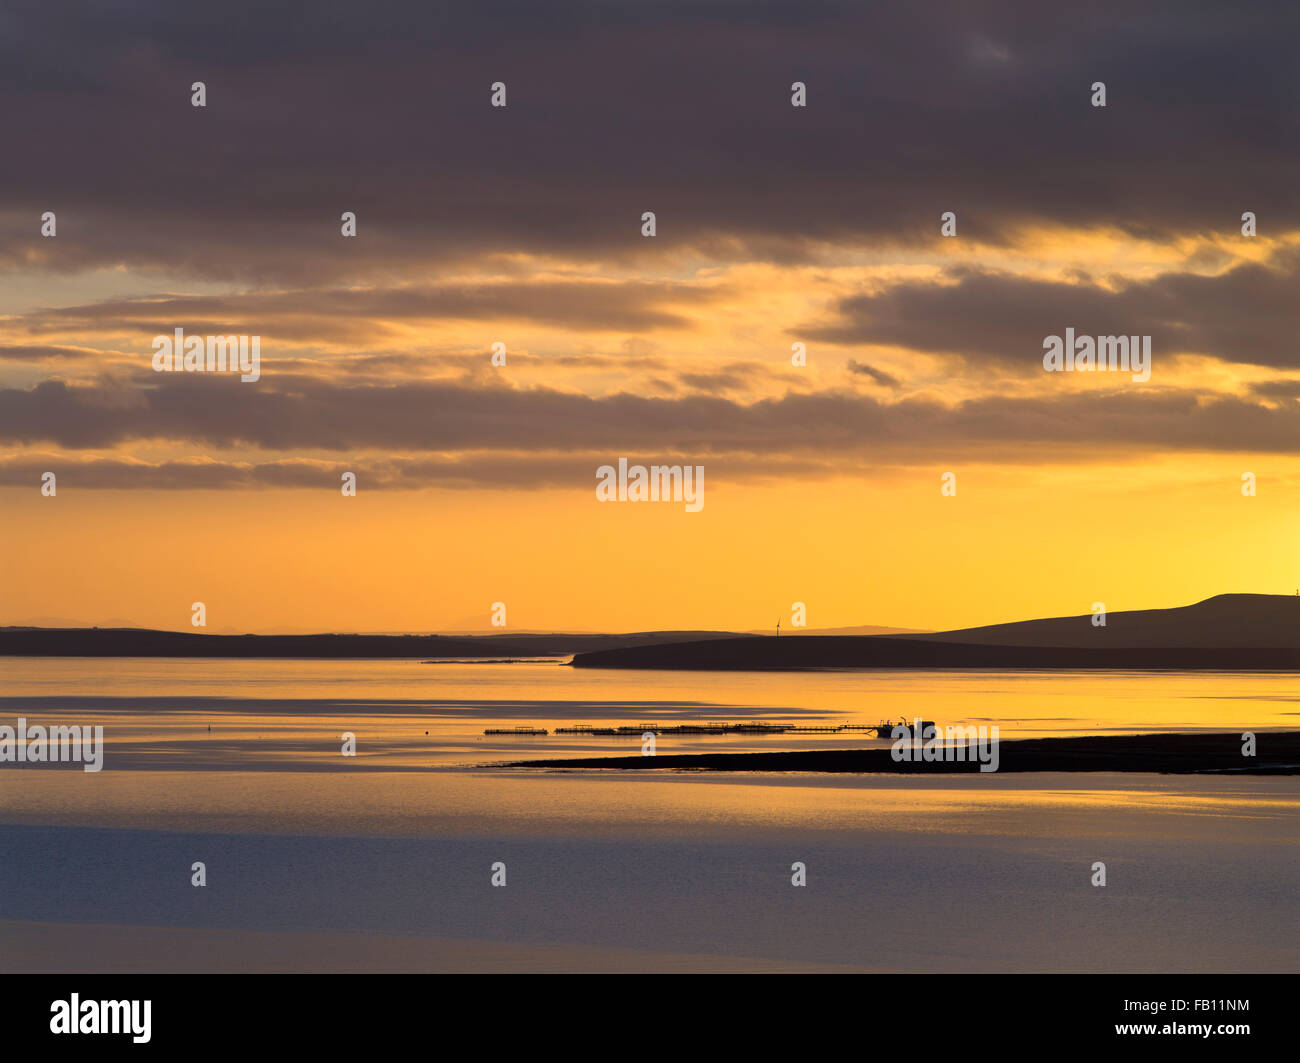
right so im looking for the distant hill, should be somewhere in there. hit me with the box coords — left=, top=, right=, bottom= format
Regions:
left=8, top=595, right=1295, bottom=664
left=571, top=636, right=1300, bottom=671
left=913, top=594, right=1300, bottom=649
left=571, top=594, right=1300, bottom=670
left=747, top=624, right=925, bottom=636
left=0, top=627, right=746, bottom=659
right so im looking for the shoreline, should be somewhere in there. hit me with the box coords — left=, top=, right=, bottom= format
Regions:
left=572, top=635, right=1300, bottom=671
left=507, top=730, right=1300, bottom=774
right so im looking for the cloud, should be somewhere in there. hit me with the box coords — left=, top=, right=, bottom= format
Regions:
left=808, top=251, right=1300, bottom=369
left=0, top=452, right=840, bottom=490
left=5, top=0, right=1300, bottom=494
left=0, top=343, right=106, bottom=361
left=2, top=0, right=1297, bottom=283
left=7, top=373, right=1300, bottom=473
left=846, top=360, right=900, bottom=387
left=1251, top=379, right=1300, bottom=399
left=11, top=280, right=724, bottom=345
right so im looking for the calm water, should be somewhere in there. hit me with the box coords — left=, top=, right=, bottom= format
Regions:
left=2, top=658, right=1297, bottom=971
left=2, top=656, right=1298, bottom=769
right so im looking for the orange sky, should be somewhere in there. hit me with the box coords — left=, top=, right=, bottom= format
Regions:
left=6, top=232, right=1300, bottom=632
left=4, top=450, right=1298, bottom=632
left=4, top=6, right=1300, bottom=634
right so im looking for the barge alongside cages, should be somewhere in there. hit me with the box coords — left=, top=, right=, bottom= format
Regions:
left=485, top=722, right=897, bottom=737
left=554, top=722, right=886, bottom=736
left=873, top=718, right=938, bottom=738
left=484, top=720, right=940, bottom=739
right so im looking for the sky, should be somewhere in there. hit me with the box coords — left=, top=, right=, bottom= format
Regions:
left=3, top=0, right=1300, bottom=633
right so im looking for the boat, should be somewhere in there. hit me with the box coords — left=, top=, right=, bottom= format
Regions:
left=874, top=717, right=938, bottom=739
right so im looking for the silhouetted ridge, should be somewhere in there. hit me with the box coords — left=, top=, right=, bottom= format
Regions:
left=906, top=592, right=1300, bottom=649
left=0, top=628, right=744, bottom=658
left=571, top=594, right=1300, bottom=670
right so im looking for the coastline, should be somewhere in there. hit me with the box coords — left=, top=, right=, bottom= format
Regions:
left=507, top=730, right=1300, bottom=774
left=571, top=636, right=1300, bottom=671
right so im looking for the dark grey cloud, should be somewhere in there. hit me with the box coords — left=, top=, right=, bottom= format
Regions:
left=1, top=0, right=1297, bottom=282
left=4, top=0, right=1297, bottom=492
left=0, top=452, right=835, bottom=490
left=808, top=251, right=1300, bottom=369
left=6, top=371, right=1300, bottom=464
left=14, top=280, right=720, bottom=341
left=678, top=371, right=749, bottom=392
left=846, top=360, right=900, bottom=387
left=676, top=361, right=789, bottom=393
left=0, top=343, right=105, bottom=361
left=1251, top=379, right=1300, bottom=399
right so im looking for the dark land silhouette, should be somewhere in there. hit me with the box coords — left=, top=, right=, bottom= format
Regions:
left=509, top=730, right=1300, bottom=774
left=571, top=594, right=1300, bottom=670
left=571, top=638, right=1300, bottom=670
left=6, top=594, right=1300, bottom=667
left=896, top=593, right=1300, bottom=648
left=0, top=628, right=743, bottom=658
